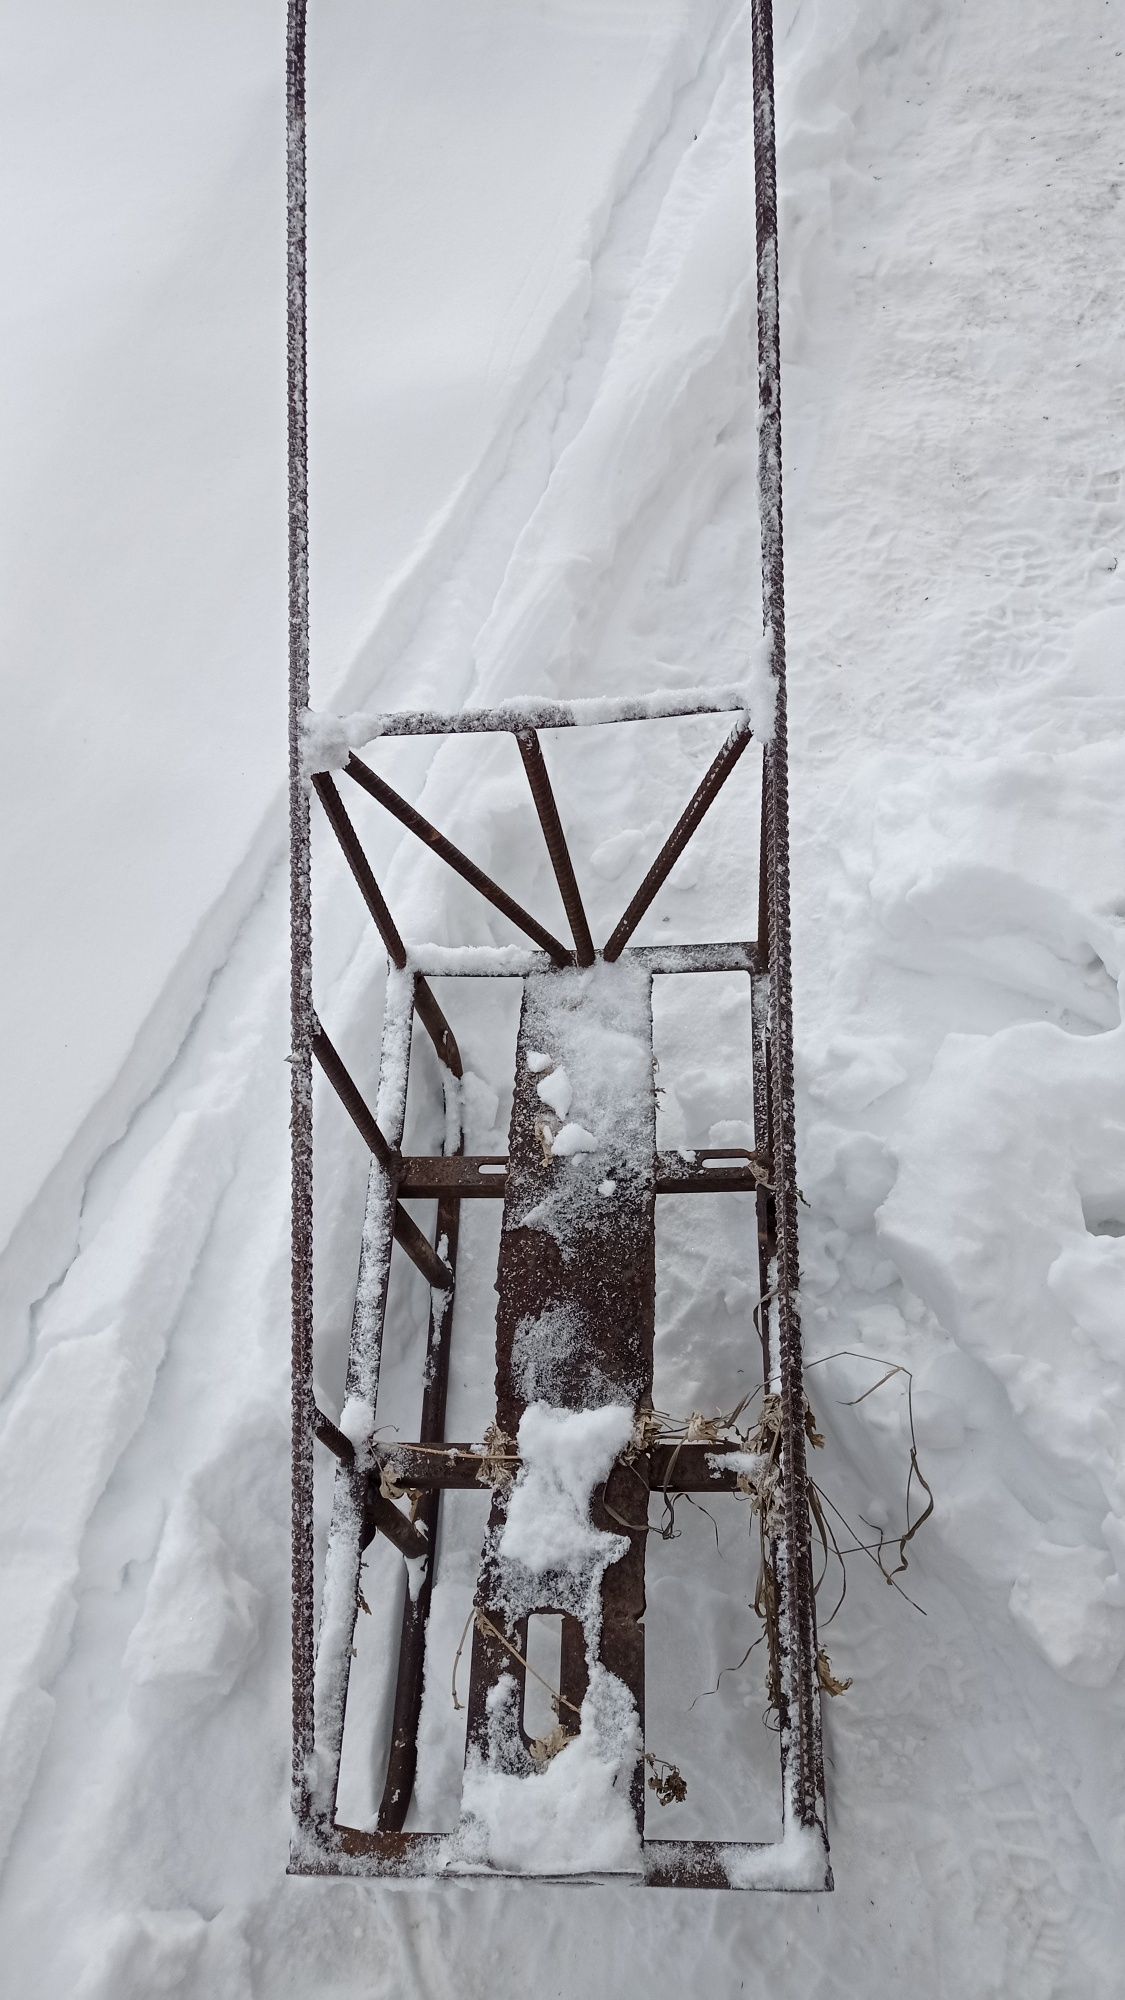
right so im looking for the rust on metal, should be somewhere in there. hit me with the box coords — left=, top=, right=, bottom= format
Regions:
left=463, top=963, right=656, bottom=1827
left=393, top=1146, right=766, bottom=1199
left=311, top=1021, right=396, bottom=1168
left=312, top=1407, right=355, bottom=1466
left=310, top=1021, right=454, bottom=1290
left=516, top=731, right=595, bottom=967
left=312, top=771, right=409, bottom=967
left=362, top=1488, right=431, bottom=1563
left=372, top=1440, right=767, bottom=1494
left=304, top=683, right=756, bottom=753
left=312, top=771, right=463, bottom=1076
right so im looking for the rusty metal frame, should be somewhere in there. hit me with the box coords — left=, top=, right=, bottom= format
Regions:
left=287, top=0, right=829, bottom=1889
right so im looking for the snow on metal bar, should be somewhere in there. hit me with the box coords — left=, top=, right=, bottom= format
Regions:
left=294, top=1828, right=829, bottom=1890
left=400, top=941, right=759, bottom=979
left=302, top=682, right=754, bottom=771
left=309, top=966, right=416, bottom=1825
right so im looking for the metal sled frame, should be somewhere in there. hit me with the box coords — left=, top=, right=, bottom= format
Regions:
left=286, top=0, right=830, bottom=1889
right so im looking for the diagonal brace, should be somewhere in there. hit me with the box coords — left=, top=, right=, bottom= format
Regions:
left=345, top=753, right=572, bottom=964
left=603, top=718, right=753, bottom=960
left=312, top=1023, right=453, bottom=1290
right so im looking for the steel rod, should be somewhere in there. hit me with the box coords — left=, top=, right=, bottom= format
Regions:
left=311, top=1021, right=396, bottom=1169
left=751, top=0, right=824, bottom=1844
left=312, top=772, right=462, bottom=1077
left=345, top=753, right=572, bottom=965
left=390, top=1204, right=455, bottom=1292
left=370, top=1440, right=755, bottom=1494
left=602, top=718, right=754, bottom=961
left=302, top=684, right=751, bottom=759
left=413, top=981, right=463, bottom=1080
left=311, top=1023, right=453, bottom=1290
left=313, top=1407, right=355, bottom=1466
left=312, top=772, right=407, bottom=965
left=361, top=1489, right=430, bottom=1563
left=516, top=732, right=595, bottom=967
left=286, top=0, right=315, bottom=1826
left=309, top=980, right=416, bottom=1829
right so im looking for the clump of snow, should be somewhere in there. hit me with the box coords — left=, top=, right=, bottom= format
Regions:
left=457, top=1401, right=644, bottom=1876
left=458, top=1664, right=642, bottom=1876
left=337, top=1395, right=375, bottom=1451
left=536, top=1066, right=573, bottom=1120
left=123, top=1497, right=262, bottom=1712
left=708, top=1448, right=765, bottom=1482
left=500, top=1402, right=633, bottom=1576
left=589, top=825, right=650, bottom=882
left=526, top=1050, right=552, bottom=1074
left=516, top=959, right=654, bottom=1246
left=1009, top=1542, right=1125, bottom=1690
left=550, top=1121, right=598, bottom=1157
left=404, top=1553, right=429, bottom=1605
left=299, top=707, right=351, bottom=776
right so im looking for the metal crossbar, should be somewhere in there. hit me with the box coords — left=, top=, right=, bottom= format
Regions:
left=287, top=0, right=829, bottom=1890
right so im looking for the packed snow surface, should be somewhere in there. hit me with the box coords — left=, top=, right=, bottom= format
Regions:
left=3, top=0, right=1125, bottom=1994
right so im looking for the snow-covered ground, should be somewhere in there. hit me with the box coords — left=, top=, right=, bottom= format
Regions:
left=3, top=0, right=1124, bottom=1992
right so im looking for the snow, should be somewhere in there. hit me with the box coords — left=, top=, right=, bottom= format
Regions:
left=550, top=1122, right=600, bottom=1158
left=4, top=0, right=1125, bottom=1990
left=336, top=1396, right=375, bottom=1452
left=535, top=1065, right=573, bottom=1121
left=512, top=1305, right=625, bottom=1412
left=404, top=1554, right=429, bottom=1608
left=458, top=1406, right=642, bottom=1875
left=303, top=682, right=757, bottom=769
left=459, top=1664, right=642, bottom=1877
left=123, top=1497, right=263, bottom=1713
left=500, top=1403, right=634, bottom=1579
left=517, top=959, right=654, bottom=1244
